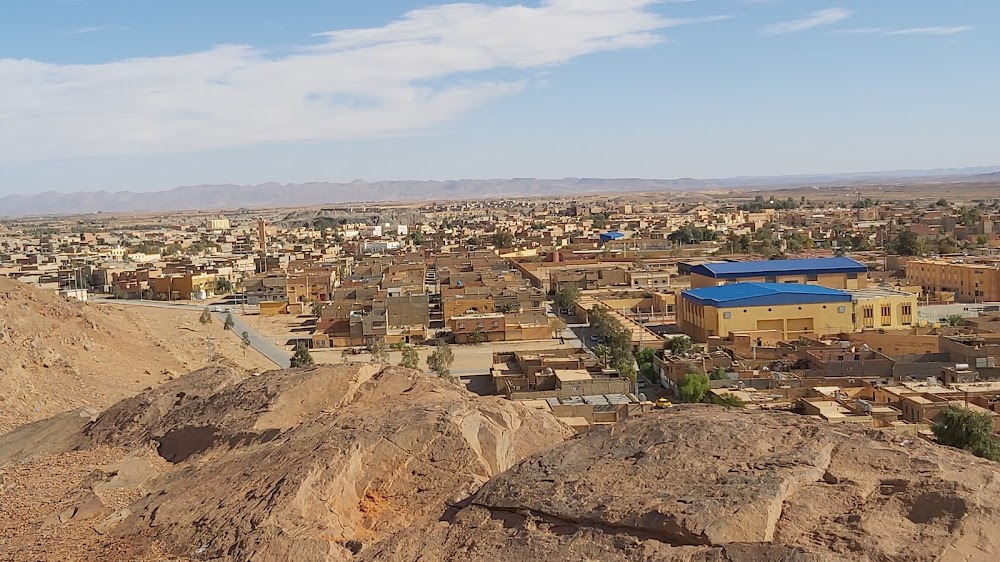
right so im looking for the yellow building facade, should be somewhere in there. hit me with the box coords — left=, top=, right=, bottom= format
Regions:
left=678, top=283, right=854, bottom=342
left=906, top=259, right=1000, bottom=302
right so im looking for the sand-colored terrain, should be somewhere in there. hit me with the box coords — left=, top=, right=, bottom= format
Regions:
left=0, top=278, right=274, bottom=434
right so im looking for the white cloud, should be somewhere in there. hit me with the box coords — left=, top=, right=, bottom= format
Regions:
left=885, top=26, right=972, bottom=36
left=835, top=25, right=972, bottom=37
left=0, top=0, right=728, bottom=164
left=760, top=8, right=851, bottom=35
left=67, top=25, right=131, bottom=35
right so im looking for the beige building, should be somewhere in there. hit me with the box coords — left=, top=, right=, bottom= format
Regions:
left=906, top=259, right=1000, bottom=302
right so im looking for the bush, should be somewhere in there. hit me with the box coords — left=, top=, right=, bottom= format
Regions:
left=932, top=405, right=1000, bottom=462
left=709, top=393, right=745, bottom=408
left=291, top=343, right=314, bottom=368
left=678, top=373, right=710, bottom=403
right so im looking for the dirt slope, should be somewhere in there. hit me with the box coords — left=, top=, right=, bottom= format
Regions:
left=0, top=277, right=271, bottom=434
left=0, top=363, right=572, bottom=561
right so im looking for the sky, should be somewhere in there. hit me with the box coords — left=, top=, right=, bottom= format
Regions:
left=0, top=0, right=997, bottom=195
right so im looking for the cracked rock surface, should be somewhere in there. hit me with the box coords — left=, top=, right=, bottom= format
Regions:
left=4, top=370, right=1000, bottom=561
left=362, top=406, right=1000, bottom=562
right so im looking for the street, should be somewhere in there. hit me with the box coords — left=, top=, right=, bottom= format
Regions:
left=92, top=298, right=291, bottom=368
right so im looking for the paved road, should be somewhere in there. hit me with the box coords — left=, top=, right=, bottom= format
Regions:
left=214, top=312, right=292, bottom=369
left=92, top=298, right=291, bottom=368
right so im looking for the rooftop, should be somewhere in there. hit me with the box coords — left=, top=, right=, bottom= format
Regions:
left=690, top=257, right=867, bottom=279
left=683, top=282, right=852, bottom=308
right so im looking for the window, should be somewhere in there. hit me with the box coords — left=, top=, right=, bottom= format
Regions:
left=492, top=321, right=499, bottom=327
left=848, top=273, right=858, bottom=280
left=838, top=306, right=846, bottom=313
left=807, top=274, right=818, bottom=282
left=723, top=311, right=732, bottom=319
left=478, top=322, right=485, bottom=328
left=458, top=323, right=465, bottom=329
left=765, top=276, right=777, bottom=283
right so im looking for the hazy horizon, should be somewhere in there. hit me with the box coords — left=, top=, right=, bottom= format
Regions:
left=2, top=1, right=997, bottom=195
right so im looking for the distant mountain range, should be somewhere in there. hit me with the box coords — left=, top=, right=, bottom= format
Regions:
left=2, top=166, right=999, bottom=218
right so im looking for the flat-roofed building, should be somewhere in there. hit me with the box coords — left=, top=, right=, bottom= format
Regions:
left=906, top=259, right=1000, bottom=302
left=689, top=257, right=868, bottom=290
left=678, top=282, right=854, bottom=342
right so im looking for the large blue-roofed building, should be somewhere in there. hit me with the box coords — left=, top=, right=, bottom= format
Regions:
left=678, top=282, right=855, bottom=342
left=689, top=257, right=868, bottom=290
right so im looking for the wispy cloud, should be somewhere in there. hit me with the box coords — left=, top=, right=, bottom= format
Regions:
left=0, top=0, right=729, bottom=164
left=835, top=25, right=972, bottom=37
left=886, top=26, right=972, bottom=36
left=68, top=25, right=131, bottom=35
left=760, top=8, right=851, bottom=35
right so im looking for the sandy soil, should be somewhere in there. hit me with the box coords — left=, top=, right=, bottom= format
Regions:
left=0, top=277, right=276, bottom=435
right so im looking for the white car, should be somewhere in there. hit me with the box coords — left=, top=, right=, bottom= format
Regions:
left=212, top=306, right=223, bottom=312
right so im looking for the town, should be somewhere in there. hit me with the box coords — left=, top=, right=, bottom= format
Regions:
left=4, top=187, right=1000, bottom=436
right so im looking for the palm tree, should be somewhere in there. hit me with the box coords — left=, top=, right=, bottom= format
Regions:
left=944, top=314, right=967, bottom=327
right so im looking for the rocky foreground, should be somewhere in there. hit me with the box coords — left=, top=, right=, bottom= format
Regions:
left=2, top=363, right=999, bottom=561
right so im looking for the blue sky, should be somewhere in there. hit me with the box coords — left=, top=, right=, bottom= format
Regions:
left=0, top=0, right=997, bottom=195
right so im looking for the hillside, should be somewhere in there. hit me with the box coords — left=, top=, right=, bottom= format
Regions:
left=0, top=364, right=571, bottom=561
left=0, top=278, right=273, bottom=434
left=2, top=362, right=999, bottom=561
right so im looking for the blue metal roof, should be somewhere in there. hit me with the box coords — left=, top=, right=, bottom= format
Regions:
left=682, top=282, right=852, bottom=308
left=690, top=257, right=867, bottom=279
left=600, top=231, right=625, bottom=240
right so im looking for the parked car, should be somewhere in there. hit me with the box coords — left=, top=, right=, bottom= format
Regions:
left=589, top=334, right=600, bottom=342
left=655, top=397, right=673, bottom=409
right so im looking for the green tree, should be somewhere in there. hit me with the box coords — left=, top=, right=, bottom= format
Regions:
left=291, top=343, right=315, bottom=368
left=111, top=285, right=127, bottom=300
left=491, top=230, right=515, bottom=248
left=678, top=372, right=710, bottom=403
left=427, top=340, right=455, bottom=379
left=590, top=213, right=609, bottom=229
left=311, top=302, right=324, bottom=317
left=592, top=343, right=611, bottom=365
left=888, top=231, right=924, bottom=256
left=709, top=392, right=746, bottom=408
left=468, top=330, right=486, bottom=344
left=223, top=312, right=235, bottom=331
left=241, top=331, right=251, bottom=356
left=399, top=346, right=420, bottom=369
left=554, top=284, right=581, bottom=311
left=936, top=236, right=959, bottom=255
left=663, top=336, right=694, bottom=355
left=215, top=277, right=233, bottom=293
left=936, top=198, right=949, bottom=207
left=709, top=366, right=729, bottom=380
left=636, top=346, right=656, bottom=364
left=200, top=308, right=213, bottom=326
left=550, top=317, right=568, bottom=338
left=932, top=405, right=1000, bottom=461
left=367, top=342, right=390, bottom=363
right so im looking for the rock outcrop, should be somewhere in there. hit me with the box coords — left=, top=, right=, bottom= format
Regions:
left=4, top=368, right=1000, bottom=561
left=362, top=406, right=1000, bottom=562
left=0, top=363, right=572, bottom=561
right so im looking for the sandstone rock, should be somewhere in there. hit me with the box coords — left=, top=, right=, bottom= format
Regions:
left=94, top=508, right=131, bottom=535
left=363, top=406, right=1000, bottom=562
